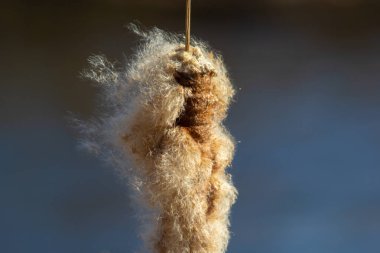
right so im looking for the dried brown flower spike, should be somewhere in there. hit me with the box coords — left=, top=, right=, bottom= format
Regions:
left=81, top=26, right=237, bottom=253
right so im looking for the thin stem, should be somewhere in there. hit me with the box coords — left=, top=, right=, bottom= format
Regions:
left=185, top=0, right=191, bottom=51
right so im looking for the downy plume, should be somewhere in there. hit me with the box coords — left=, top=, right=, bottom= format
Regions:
left=80, top=26, right=237, bottom=253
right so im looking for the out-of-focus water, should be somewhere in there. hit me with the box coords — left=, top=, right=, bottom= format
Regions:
left=1, top=2, right=380, bottom=253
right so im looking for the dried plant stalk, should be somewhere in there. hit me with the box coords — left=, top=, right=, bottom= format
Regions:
left=81, top=27, right=237, bottom=253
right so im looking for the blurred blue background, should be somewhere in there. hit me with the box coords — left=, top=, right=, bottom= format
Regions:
left=1, top=0, right=380, bottom=252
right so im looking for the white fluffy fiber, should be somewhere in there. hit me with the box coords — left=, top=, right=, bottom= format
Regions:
left=81, top=26, right=237, bottom=253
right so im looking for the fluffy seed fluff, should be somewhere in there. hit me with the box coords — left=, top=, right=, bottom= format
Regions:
left=80, top=26, right=237, bottom=253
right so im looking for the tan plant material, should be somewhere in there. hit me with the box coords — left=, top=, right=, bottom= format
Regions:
left=81, top=26, right=237, bottom=253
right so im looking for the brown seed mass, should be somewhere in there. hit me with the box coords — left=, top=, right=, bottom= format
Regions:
left=81, top=28, right=236, bottom=253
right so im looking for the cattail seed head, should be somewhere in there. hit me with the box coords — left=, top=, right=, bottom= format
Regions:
left=80, top=26, right=237, bottom=253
